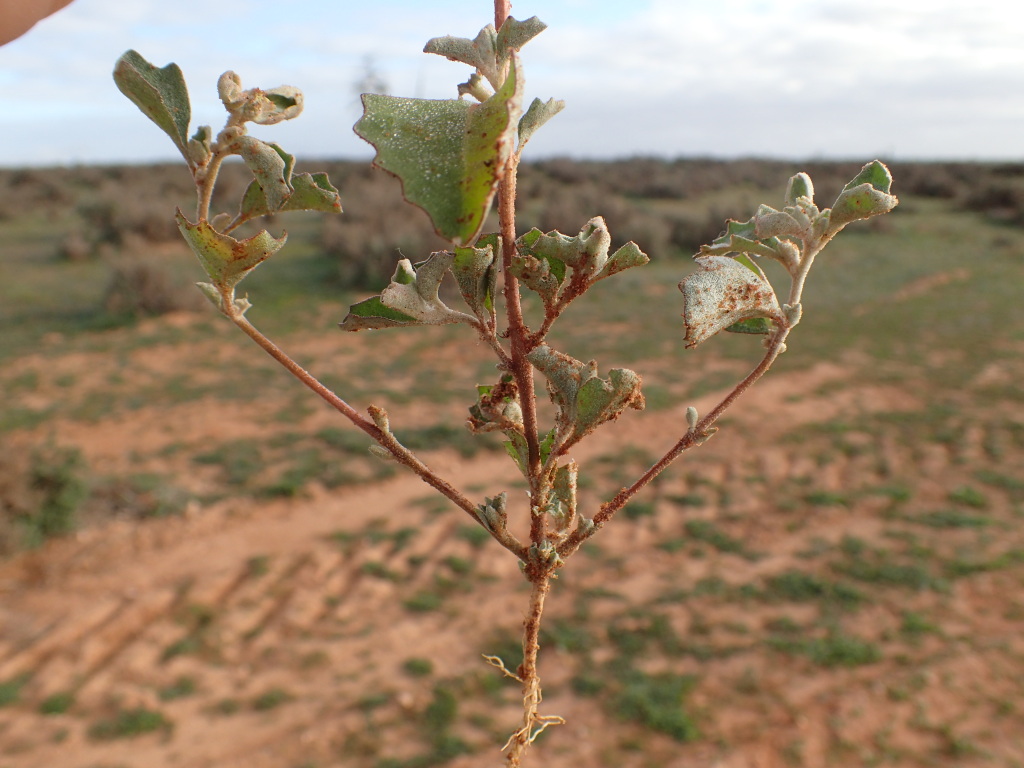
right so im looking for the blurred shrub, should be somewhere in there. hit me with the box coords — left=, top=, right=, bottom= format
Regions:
left=4, top=443, right=90, bottom=550
left=102, top=250, right=205, bottom=318
left=5, top=158, right=1019, bottom=300
left=318, top=165, right=448, bottom=290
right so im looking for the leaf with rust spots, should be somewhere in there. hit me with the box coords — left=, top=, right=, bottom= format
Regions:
left=528, top=344, right=644, bottom=446
left=679, top=255, right=784, bottom=348
left=175, top=210, right=286, bottom=291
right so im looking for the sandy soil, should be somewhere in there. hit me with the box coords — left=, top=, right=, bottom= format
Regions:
left=1, top=325, right=1022, bottom=768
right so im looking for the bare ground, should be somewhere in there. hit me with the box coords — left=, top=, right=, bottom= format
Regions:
left=1, top=320, right=1023, bottom=768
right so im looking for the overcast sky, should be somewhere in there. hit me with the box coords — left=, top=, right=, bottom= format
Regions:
left=2, top=0, right=1022, bottom=166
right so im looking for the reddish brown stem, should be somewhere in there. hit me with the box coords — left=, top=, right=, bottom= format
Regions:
left=229, top=312, right=527, bottom=560
left=495, top=0, right=511, bottom=29
left=505, top=572, right=557, bottom=767
left=498, top=158, right=544, bottom=532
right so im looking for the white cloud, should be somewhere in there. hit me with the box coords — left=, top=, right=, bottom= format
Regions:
left=0, top=0, right=1021, bottom=164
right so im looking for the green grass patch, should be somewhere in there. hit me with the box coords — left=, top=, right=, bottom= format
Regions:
left=0, top=676, right=28, bottom=707
left=768, top=630, right=881, bottom=668
left=158, top=676, right=197, bottom=701
left=361, top=560, right=403, bottom=581
left=610, top=671, right=700, bottom=742
left=193, top=440, right=264, bottom=487
left=762, top=570, right=864, bottom=609
left=252, top=687, right=293, bottom=711
left=910, top=509, right=992, bottom=528
left=622, top=501, right=656, bottom=520
left=402, top=657, right=434, bottom=677
left=403, top=590, right=444, bottom=613
left=684, top=520, right=754, bottom=558
left=947, top=485, right=989, bottom=509
left=39, top=691, right=75, bottom=715
left=88, top=707, right=172, bottom=740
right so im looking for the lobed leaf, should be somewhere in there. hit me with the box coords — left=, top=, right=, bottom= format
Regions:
left=425, top=16, right=546, bottom=90
left=593, top=241, right=650, bottom=280
left=113, top=50, right=191, bottom=162
left=354, top=56, right=523, bottom=246
left=528, top=345, right=644, bottom=444
left=231, top=137, right=293, bottom=212
left=339, top=253, right=472, bottom=332
left=552, top=461, right=578, bottom=526
left=468, top=374, right=522, bottom=434
left=518, top=97, right=565, bottom=148
left=495, top=16, right=548, bottom=60
left=176, top=210, right=286, bottom=291
left=574, top=368, right=644, bottom=435
left=234, top=172, right=342, bottom=229
left=702, top=220, right=781, bottom=259
left=529, top=217, right=611, bottom=272
left=187, top=125, right=213, bottom=167
left=475, top=492, right=508, bottom=534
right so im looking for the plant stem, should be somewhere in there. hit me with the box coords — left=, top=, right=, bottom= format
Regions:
left=498, top=152, right=544, bottom=505
left=228, top=311, right=527, bottom=560
left=495, top=0, right=511, bottom=29
left=505, top=572, right=559, bottom=767
left=195, top=151, right=226, bottom=221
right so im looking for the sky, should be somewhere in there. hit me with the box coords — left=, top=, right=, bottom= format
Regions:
left=2, top=0, right=1022, bottom=166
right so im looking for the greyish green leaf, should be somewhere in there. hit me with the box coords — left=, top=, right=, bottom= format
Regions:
left=529, top=217, right=611, bottom=272
left=528, top=345, right=644, bottom=445
left=425, top=17, right=546, bottom=90
left=187, top=125, right=212, bottom=167
left=475, top=492, right=508, bottom=534
left=593, top=241, right=650, bottom=280
left=518, top=97, right=565, bottom=149
left=574, top=367, right=644, bottom=435
left=495, top=16, right=547, bottom=59
left=829, top=161, right=898, bottom=229
left=553, top=461, right=578, bottom=523
left=338, top=296, right=420, bottom=332
left=785, top=172, right=815, bottom=205
left=424, top=24, right=500, bottom=87
left=354, top=56, right=523, bottom=246
left=233, top=172, right=342, bottom=230
left=452, top=241, right=498, bottom=319
left=678, top=255, right=784, bottom=348
left=230, top=137, right=293, bottom=212
left=379, top=252, right=470, bottom=324
left=843, top=160, right=894, bottom=195
left=754, top=204, right=807, bottom=240
left=176, top=209, right=286, bottom=290
left=339, top=253, right=473, bottom=332
left=725, top=317, right=774, bottom=335
left=113, top=50, right=191, bottom=162
left=699, top=218, right=798, bottom=272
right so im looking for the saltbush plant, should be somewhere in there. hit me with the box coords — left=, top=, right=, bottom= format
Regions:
left=113, top=2, right=897, bottom=764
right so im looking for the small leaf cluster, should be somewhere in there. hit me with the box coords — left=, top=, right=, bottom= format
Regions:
left=113, top=50, right=343, bottom=317
left=680, top=162, right=898, bottom=347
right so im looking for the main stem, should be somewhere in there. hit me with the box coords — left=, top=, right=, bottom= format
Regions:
left=494, top=0, right=511, bottom=30
left=505, top=572, right=553, bottom=767
left=494, top=7, right=557, bottom=765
